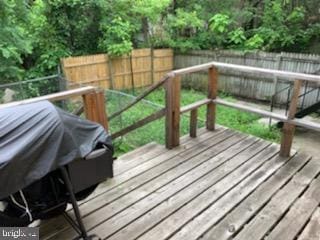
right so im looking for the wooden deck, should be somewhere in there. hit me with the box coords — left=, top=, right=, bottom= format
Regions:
left=40, top=126, right=320, bottom=240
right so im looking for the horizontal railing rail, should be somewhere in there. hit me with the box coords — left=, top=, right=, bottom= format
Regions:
left=104, top=61, right=320, bottom=156
left=3, top=61, right=320, bottom=158
left=108, top=75, right=169, bottom=121
left=171, top=61, right=320, bottom=83
left=0, top=86, right=96, bottom=109
left=0, top=86, right=109, bottom=130
left=164, top=62, right=320, bottom=157
left=111, top=108, right=166, bottom=139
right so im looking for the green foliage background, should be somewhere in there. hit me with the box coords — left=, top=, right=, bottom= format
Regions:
left=1, top=0, right=320, bottom=84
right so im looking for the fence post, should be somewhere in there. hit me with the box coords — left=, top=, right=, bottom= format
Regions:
left=151, top=47, right=155, bottom=84
left=165, top=76, right=181, bottom=149
left=129, top=52, right=135, bottom=94
left=107, top=55, right=114, bottom=89
left=83, top=91, right=109, bottom=131
left=280, top=79, right=302, bottom=157
left=207, top=66, right=218, bottom=131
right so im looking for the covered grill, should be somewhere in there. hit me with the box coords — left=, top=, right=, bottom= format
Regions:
left=0, top=100, right=114, bottom=239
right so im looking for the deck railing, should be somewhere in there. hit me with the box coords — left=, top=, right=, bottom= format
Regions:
left=110, top=61, right=320, bottom=157
left=0, top=86, right=109, bottom=130
left=165, top=61, right=320, bottom=157
left=2, top=61, right=320, bottom=158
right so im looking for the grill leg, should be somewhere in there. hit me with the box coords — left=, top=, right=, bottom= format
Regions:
left=60, top=167, right=100, bottom=240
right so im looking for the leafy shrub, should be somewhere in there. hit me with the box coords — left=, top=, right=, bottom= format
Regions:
left=209, top=14, right=231, bottom=34
left=1, top=0, right=320, bottom=84
left=0, top=1, right=32, bottom=83
left=245, top=34, right=264, bottom=50
left=99, top=17, right=134, bottom=56
left=228, top=28, right=246, bottom=46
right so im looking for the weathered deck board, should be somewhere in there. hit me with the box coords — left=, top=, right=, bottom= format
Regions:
left=86, top=127, right=211, bottom=202
left=202, top=153, right=314, bottom=240
left=298, top=207, right=320, bottom=240
left=41, top=127, right=229, bottom=238
left=267, top=176, right=320, bottom=240
left=104, top=138, right=267, bottom=240
left=233, top=159, right=320, bottom=240
left=45, top=130, right=243, bottom=239
left=40, top=128, right=318, bottom=240
left=130, top=140, right=274, bottom=240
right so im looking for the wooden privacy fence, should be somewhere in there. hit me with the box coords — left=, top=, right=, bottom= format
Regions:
left=175, top=50, right=320, bottom=107
left=110, top=61, right=320, bottom=158
left=61, top=48, right=173, bottom=90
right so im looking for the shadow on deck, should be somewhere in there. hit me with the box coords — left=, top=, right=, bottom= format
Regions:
left=39, top=126, right=320, bottom=240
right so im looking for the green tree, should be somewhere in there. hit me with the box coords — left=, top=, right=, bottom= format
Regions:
left=1, top=0, right=319, bottom=85
left=0, top=0, right=32, bottom=83
left=98, top=0, right=170, bottom=54
left=163, top=8, right=204, bottom=51
left=133, top=0, right=170, bottom=46
left=25, top=0, right=103, bottom=78
left=99, top=17, right=134, bottom=56
left=254, top=0, right=312, bottom=51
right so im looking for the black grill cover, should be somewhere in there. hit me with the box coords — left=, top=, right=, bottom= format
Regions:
left=0, top=101, right=112, bottom=199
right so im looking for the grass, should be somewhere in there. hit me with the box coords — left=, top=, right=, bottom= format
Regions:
left=106, top=88, right=281, bottom=156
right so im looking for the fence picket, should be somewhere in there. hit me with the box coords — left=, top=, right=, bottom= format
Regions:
left=61, top=49, right=173, bottom=90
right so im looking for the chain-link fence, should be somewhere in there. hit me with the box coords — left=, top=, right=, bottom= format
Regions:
left=0, top=75, right=87, bottom=113
left=0, top=76, right=207, bottom=156
left=0, top=75, right=62, bottom=103
left=105, top=88, right=206, bottom=156
left=105, top=89, right=166, bottom=155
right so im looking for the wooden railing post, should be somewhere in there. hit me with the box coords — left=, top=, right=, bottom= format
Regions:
left=190, top=109, right=198, bottom=138
left=83, top=91, right=109, bottom=130
left=280, top=80, right=302, bottom=157
left=207, top=66, right=218, bottom=130
left=165, top=76, right=181, bottom=149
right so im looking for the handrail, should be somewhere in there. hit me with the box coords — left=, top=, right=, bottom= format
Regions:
left=30, top=61, right=317, bottom=158
left=180, top=99, right=212, bottom=113
left=105, top=61, right=320, bottom=157
left=171, top=61, right=320, bottom=83
left=272, top=67, right=320, bottom=102
left=0, top=86, right=109, bottom=130
left=111, top=108, right=166, bottom=139
left=214, top=98, right=320, bottom=131
left=274, top=85, right=292, bottom=96
left=272, top=79, right=320, bottom=116
left=299, top=87, right=318, bottom=98
left=108, top=75, right=169, bottom=120
left=0, top=86, right=96, bottom=109
left=162, top=62, right=320, bottom=157
left=106, top=61, right=320, bottom=144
